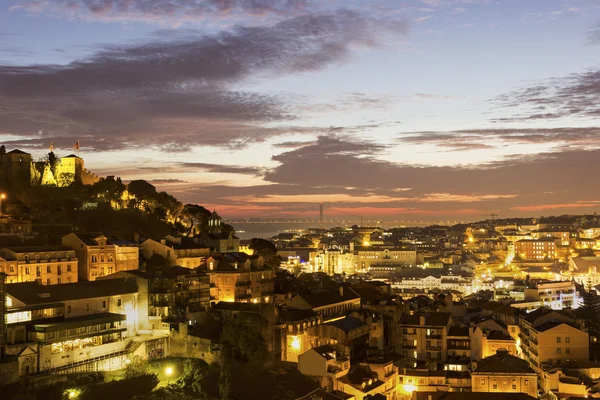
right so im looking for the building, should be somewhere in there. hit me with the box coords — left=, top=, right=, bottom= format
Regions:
left=399, top=312, right=453, bottom=362
left=280, top=308, right=321, bottom=363
left=30, top=154, right=99, bottom=187
left=298, top=345, right=351, bottom=389
left=314, top=246, right=356, bottom=276
left=98, top=267, right=210, bottom=330
left=0, top=149, right=32, bottom=185
left=356, top=247, right=418, bottom=271
left=62, top=233, right=118, bottom=281
left=515, top=238, right=558, bottom=260
left=140, top=237, right=210, bottom=269
left=112, top=239, right=139, bottom=272
left=4, top=279, right=168, bottom=375
left=519, top=307, right=589, bottom=373
left=523, top=280, right=579, bottom=310
left=0, top=246, right=78, bottom=285
left=200, top=252, right=274, bottom=303
left=338, top=365, right=387, bottom=400
left=471, top=349, right=538, bottom=397
left=198, top=231, right=240, bottom=253
left=290, top=287, right=361, bottom=323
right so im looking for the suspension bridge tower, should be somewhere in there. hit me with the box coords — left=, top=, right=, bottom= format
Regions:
left=319, top=202, right=324, bottom=223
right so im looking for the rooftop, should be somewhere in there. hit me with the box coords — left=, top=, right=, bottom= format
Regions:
left=7, top=279, right=138, bottom=306
left=295, top=287, right=360, bottom=309
left=473, top=350, right=535, bottom=375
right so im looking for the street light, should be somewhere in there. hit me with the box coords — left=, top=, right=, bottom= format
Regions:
left=165, top=366, right=173, bottom=384
left=0, top=193, right=5, bottom=216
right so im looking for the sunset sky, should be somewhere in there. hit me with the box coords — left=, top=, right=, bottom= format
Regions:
left=1, top=0, right=600, bottom=220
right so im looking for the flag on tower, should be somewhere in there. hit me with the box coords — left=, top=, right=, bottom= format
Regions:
left=74, top=140, right=80, bottom=151
left=49, top=142, right=54, bottom=152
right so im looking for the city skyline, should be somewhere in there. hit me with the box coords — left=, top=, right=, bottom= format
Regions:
left=1, top=0, right=600, bottom=219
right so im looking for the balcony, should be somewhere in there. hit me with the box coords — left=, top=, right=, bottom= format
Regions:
left=402, top=344, right=417, bottom=349
left=426, top=346, right=442, bottom=351
left=236, top=281, right=251, bottom=287
left=426, top=333, right=442, bottom=339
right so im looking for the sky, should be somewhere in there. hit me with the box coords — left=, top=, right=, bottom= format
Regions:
left=1, top=0, right=600, bottom=221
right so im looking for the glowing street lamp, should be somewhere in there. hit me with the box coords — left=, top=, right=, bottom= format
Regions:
left=0, top=193, right=5, bottom=216
left=165, top=366, right=174, bottom=384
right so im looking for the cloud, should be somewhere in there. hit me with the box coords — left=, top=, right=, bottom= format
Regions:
left=397, top=127, right=600, bottom=151
left=11, top=0, right=315, bottom=24
left=147, top=179, right=188, bottom=184
left=0, top=10, right=408, bottom=152
left=179, top=162, right=264, bottom=176
left=588, top=23, right=600, bottom=45
left=494, top=66, right=600, bottom=121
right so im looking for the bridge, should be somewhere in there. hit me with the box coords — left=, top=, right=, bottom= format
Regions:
left=222, top=203, right=466, bottom=226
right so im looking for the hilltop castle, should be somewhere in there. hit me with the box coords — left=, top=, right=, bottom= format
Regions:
left=0, top=148, right=99, bottom=187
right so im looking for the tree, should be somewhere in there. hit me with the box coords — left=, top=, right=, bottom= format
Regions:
left=249, top=238, right=280, bottom=269
left=181, top=204, right=211, bottom=236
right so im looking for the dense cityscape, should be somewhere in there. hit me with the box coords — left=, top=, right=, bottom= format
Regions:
left=0, top=148, right=598, bottom=400
left=2, top=0, right=600, bottom=399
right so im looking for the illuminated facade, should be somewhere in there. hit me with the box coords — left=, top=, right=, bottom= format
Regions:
left=515, top=238, right=557, bottom=260
left=356, top=247, right=418, bottom=270
left=62, top=233, right=118, bottom=281
left=3, top=279, right=168, bottom=375
left=0, top=246, right=78, bottom=285
left=201, top=253, right=274, bottom=303
left=472, top=350, right=537, bottom=397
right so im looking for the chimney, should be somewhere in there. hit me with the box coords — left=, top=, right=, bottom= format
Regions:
left=339, top=286, right=344, bottom=297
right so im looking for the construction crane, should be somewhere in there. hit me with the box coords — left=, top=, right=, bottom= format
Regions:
left=482, top=213, right=498, bottom=223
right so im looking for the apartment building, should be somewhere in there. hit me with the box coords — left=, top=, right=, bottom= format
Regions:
left=0, top=246, right=78, bottom=285
left=62, top=233, right=117, bottom=281
left=314, top=247, right=356, bottom=276
left=523, top=280, right=580, bottom=310
left=399, top=312, right=453, bottom=362
left=140, top=237, right=210, bottom=268
left=515, top=238, right=557, bottom=260
left=201, top=252, right=274, bottom=303
left=98, top=267, right=210, bottom=330
left=472, top=349, right=538, bottom=398
left=519, top=307, right=588, bottom=373
left=4, top=279, right=168, bottom=375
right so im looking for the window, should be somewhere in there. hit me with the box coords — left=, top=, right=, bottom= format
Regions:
left=524, top=380, right=529, bottom=386
left=25, top=267, right=30, bottom=274
left=67, top=265, right=72, bottom=272
left=85, top=302, right=90, bottom=311
left=67, top=305, right=71, bottom=314
left=492, top=379, right=497, bottom=390
left=91, top=255, right=98, bottom=263
left=108, top=254, right=113, bottom=262
left=480, top=379, right=485, bottom=386
left=565, top=337, right=570, bottom=344
left=557, top=348, right=561, bottom=354
left=117, top=298, right=122, bottom=307
left=46, top=278, right=51, bottom=285
left=566, top=348, right=570, bottom=354
left=512, top=379, right=516, bottom=390
left=100, top=254, right=105, bottom=262
left=557, top=337, right=561, bottom=343
left=102, top=300, right=107, bottom=309
left=47, top=266, right=51, bottom=273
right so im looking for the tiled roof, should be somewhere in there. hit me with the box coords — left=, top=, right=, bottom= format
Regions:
left=473, top=350, right=535, bottom=374
left=295, top=388, right=351, bottom=400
